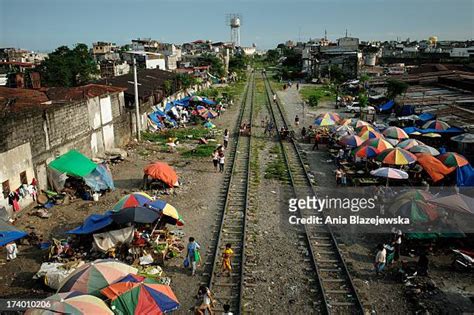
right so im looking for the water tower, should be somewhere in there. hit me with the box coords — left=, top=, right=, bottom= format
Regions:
left=226, top=14, right=242, bottom=47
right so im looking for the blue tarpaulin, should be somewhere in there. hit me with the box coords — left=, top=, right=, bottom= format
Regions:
left=400, top=105, right=415, bottom=116
left=83, top=164, right=115, bottom=192
left=457, top=164, right=474, bottom=187
left=418, top=113, right=435, bottom=122
left=404, top=126, right=465, bottom=134
left=67, top=211, right=113, bottom=235
left=0, top=220, right=27, bottom=246
left=201, top=97, right=216, bottom=105
left=378, top=100, right=395, bottom=112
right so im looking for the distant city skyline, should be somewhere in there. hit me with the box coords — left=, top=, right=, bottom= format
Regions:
left=1, top=0, right=473, bottom=52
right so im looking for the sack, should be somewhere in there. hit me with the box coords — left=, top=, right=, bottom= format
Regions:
left=183, top=257, right=190, bottom=268
left=194, top=250, right=201, bottom=263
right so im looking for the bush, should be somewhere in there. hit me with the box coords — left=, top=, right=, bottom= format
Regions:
left=308, top=94, right=319, bottom=107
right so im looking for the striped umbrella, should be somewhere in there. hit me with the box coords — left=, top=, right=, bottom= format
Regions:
left=409, top=145, right=440, bottom=156
left=355, top=120, right=371, bottom=128
left=423, top=120, right=450, bottom=131
left=422, top=132, right=441, bottom=138
left=314, top=116, right=337, bottom=126
left=451, top=133, right=474, bottom=144
left=438, top=152, right=469, bottom=167
left=358, top=129, right=383, bottom=141
left=352, top=145, right=380, bottom=158
left=377, top=147, right=417, bottom=165
left=362, top=138, right=393, bottom=151
left=370, top=167, right=409, bottom=179
left=101, top=282, right=180, bottom=314
left=397, top=139, right=425, bottom=150
left=113, top=192, right=153, bottom=212
left=355, top=125, right=379, bottom=133
left=147, top=199, right=184, bottom=226
left=340, top=118, right=354, bottom=126
left=57, top=260, right=138, bottom=296
left=386, top=138, right=400, bottom=146
left=383, top=126, right=409, bottom=140
left=25, top=295, right=113, bottom=315
left=339, top=135, right=363, bottom=148
left=319, top=112, right=341, bottom=122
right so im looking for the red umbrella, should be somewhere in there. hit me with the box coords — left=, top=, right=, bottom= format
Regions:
left=144, top=162, right=178, bottom=188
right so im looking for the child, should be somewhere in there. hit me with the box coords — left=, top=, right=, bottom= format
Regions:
left=223, top=129, right=229, bottom=149
left=221, top=243, right=233, bottom=277
left=212, top=150, right=219, bottom=172
left=219, top=152, right=225, bottom=173
left=186, top=237, right=201, bottom=276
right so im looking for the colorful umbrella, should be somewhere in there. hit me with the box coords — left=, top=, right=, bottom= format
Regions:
left=319, top=112, right=341, bottom=122
left=416, top=153, right=456, bottom=182
left=422, top=120, right=450, bottom=130
left=111, top=206, right=161, bottom=224
left=147, top=199, right=184, bottom=226
left=385, top=138, right=400, bottom=146
left=429, top=193, right=474, bottom=214
left=397, top=139, right=424, bottom=150
left=340, top=118, right=354, bottom=126
left=377, top=147, right=417, bottom=165
left=57, top=260, right=138, bottom=296
left=409, top=145, right=440, bottom=156
left=370, top=167, right=409, bottom=179
left=362, top=138, right=393, bottom=151
left=144, top=162, right=179, bottom=188
left=25, top=295, right=113, bottom=315
left=113, top=274, right=160, bottom=285
left=437, top=152, right=469, bottom=167
left=189, top=95, right=203, bottom=102
left=314, top=116, right=337, bottom=126
left=355, top=120, right=371, bottom=128
left=101, top=282, right=180, bottom=315
left=451, top=133, right=474, bottom=144
left=422, top=132, right=441, bottom=138
left=113, top=192, right=153, bottom=212
left=355, top=125, right=377, bottom=134
left=352, top=145, right=379, bottom=158
left=339, top=135, right=363, bottom=147
left=383, top=126, right=409, bottom=140
left=358, top=129, right=383, bottom=141
left=409, top=131, right=422, bottom=136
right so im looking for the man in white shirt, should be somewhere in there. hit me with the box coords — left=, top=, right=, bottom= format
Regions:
left=6, top=242, right=18, bottom=261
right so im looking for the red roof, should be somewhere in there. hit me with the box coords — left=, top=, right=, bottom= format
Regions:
left=0, top=87, right=50, bottom=113
left=0, top=61, right=35, bottom=67
left=46, top=84, right=126, bottom=101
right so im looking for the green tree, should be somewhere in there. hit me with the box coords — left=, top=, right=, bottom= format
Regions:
left=308, top=94, right=319, bottom=107
left=176, top=73, right=197, bottom=89
left=328, top=65, right=346, bottom=84
left=163, top=80, right=173, bottom=96
left=266, top=49, right=280, bottom=64
left=195, top=53, right=225, bottom=78
left=229, top=54, right=249, bottom=72
left=358, top=92, right=369, bottom=107
left=386, top=79, right=409, bottom=99
left=38, top=43, right=98, bottom=87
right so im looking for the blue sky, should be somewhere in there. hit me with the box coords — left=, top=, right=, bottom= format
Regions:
left=1, top=0, right=473, bottom=51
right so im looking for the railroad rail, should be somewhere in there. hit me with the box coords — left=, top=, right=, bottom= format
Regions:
left=206, top=72, right=255, bottom=314
left=262, top=72, right=365, bottom=314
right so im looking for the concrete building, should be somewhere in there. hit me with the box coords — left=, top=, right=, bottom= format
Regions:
left=99, top=60, right=130, bottom=78
left=337, top=37, right=360, bottom=51
left=92, top=42, right=117, bottom=55
left=0, top=84, right=132, bottom=211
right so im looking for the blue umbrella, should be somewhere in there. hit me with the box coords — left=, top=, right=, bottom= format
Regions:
left=0, top=220, right=27, bottom=246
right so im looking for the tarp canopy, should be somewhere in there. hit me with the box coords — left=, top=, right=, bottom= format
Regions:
left=201, top=97, right=216, bottom=105
left=93, top=226, right=135, bottom=253
left=144, top=162, right=178, bottom=188
left=416, top=153, right=456, bottom=182
left=378, top=100, right=395, bottom=112
left=418, top=113, right=436, bottom=122
left=49, top=150, right=97, bottom=178
left=404, top=126, right=465, bottom=135
left=67, top=211, right=113, bottom=235
left=84, top=164, right=115, bottom=192
left=429, top=193, right=474, bottom=214
left=0, top=220, right=27, bottom=246
left=457, top=164, right=474, bottom=187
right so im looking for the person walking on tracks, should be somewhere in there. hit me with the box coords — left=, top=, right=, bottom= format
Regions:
left=223, top=129, right=229, bottom=149
left=294, top=114, right=300, bottom=126
left=186, top=237, right=201, bottom=276
left=374, top=243, right=387, bottom=276
left=218, top=151, right=225, bottom=173
left=312, top=131, right=321, bottom=150
left=220, top=243, right=234, bottom=277
left=195, top=285, right=215, bottom=315
left=212, top=149, right=219, bottom=172
left=273, top=93, right=277, bottom=103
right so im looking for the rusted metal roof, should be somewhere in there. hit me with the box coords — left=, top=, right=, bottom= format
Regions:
left=46, top=84, right=126, bottom=101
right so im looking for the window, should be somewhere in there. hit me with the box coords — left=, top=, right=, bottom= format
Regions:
left=2, top=180, right=10, bottom=199
left=20, top=171, right=28, bottom=185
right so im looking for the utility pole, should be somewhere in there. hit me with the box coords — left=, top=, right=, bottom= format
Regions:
left=133, top=57, right=141, bottom=141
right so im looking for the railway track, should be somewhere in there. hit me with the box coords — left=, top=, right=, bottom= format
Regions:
left=262, top=73, right=365, bottom=314
left=205, top=72, right=255, bottom=314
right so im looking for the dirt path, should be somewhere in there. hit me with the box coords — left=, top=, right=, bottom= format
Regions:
left=0, top=84, right=245, bottom=313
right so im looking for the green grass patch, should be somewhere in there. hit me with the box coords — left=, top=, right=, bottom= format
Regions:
left=181, top=144, right=216, bottom=158
left=300, top=85, right=336, bottom=106
left=265, top=145, right=287, bottom=181
left=142, top=127, right=212, bottom=144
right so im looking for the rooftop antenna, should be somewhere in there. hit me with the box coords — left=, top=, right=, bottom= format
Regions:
left=324, top=29, right=327, bottom=41
left=226, top=13, right=242, bottom=47
left=345, top=29, right=348, bottom=37
left=298, top=26, right=302, bottom=42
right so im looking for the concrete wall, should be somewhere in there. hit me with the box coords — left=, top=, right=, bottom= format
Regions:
left=0, top=91, right=132, bottom=198
left=146, top=58, right=166, bottom=70
left=0, top=143, right=35, bottom=210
